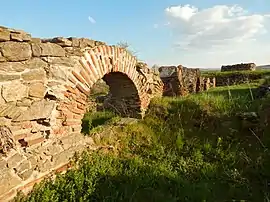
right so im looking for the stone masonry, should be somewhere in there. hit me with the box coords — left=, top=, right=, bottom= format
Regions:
left=159, top=65, right=215, bottom=96
left=0, top=26, right=163, bottom=201
left=221, top=63, right=256, bottom=72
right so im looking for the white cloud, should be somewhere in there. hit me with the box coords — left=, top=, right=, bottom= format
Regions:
left=163, top=4, right=270, bottom=51
left=88, top=16, right=96, bottom=24
left=153, top=4, right=270, bottom=68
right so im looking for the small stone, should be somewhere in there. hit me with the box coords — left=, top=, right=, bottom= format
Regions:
left=0, top=62, right=26, bottom=72
left=49, top=65, right=69, bottom=81
left=51, top=150, right=74, bottom=168
left=7, top=153, right=25, bottom=168
left=2, top=81, right=28, bottom=102
left=16, top=98, right=32, bottom=107
left=18, top=168, right=33, bottom=180
left=0, top=74, right=20, bottom=82
left=21, top=68, right=46, bottom=81
left=26, top=57, right=48, bottom=69
left=13, top=99, right=55, bottom=121
left=31, top=42, right=65, bottom=57
left=0, top=41, right=31, bottom=61
left=44, top=144, right=63, bottom=156
left=0, top=169, right=22, bottom=196
left=0, top=159, right=7, bottom=170
left=10, top=32, right=31, bottom=42
left=16, top=160, right=31, bottom=173
left=37, top=159, right=52, bottom=173
left=29, top=82, right=46, bottom=98
left=0, top=29, right=10, bottom=41
left=0, top=51, right=6, bottom=62
left=44, top=37, right=72, bottom=47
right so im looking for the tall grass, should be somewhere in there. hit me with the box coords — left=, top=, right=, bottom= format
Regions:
left=15, top=82, right=270, bottom=202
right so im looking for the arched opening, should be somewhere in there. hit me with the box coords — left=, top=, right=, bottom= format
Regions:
left=81, top=72, right=142, bottom=134
left=102, top=72, right=141, bottom=117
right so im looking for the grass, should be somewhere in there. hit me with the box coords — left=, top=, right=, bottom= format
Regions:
left=14, top=80, right=270, bottom=202
left=201, top=69, right=270, bottom=78
left=201, top=70, right=270, bottom=87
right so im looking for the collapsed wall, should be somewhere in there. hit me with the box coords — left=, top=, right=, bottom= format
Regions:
left=0, top=26, right=163, bottom=201
left=221, top=63, right=256, bottom=72
left=159, top=65, right=215, bottom=96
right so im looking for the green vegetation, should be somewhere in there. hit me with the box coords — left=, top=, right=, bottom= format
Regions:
left=201, top=69, right=270, bottom=78
left=15, top=76, right=270, bottom=202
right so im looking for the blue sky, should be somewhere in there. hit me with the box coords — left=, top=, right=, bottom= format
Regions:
left=1, top=0, right=269, bottom=68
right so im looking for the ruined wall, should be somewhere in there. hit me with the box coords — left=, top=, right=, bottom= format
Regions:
left=159, top=65, right=215, bottom=96
left=221, top=63, right=256, bottom=72
left=0, top=26, right=163, bottom=201
left=206, top=72, right=263, bottom=87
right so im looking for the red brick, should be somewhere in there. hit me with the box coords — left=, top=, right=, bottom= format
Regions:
left=68, top=75, right=77, bottom=85
left=76, top=97, right=86, bottom=105
left=76, top=83, right=90, bottom=96
left=73, top=114, right=83, bottom=119
left=53, top=128, right=67, bottom=136
left=69, top=106, right=85, bottom=115
left=86, top=60, right=99, bottom=80
left=63, top=119, right=81, bottom=126
left=80, top=69, right=92, bottom=86
left=72, top=71, right=86, bottom=85
left=77, top=103, right=85, bottom=110
left=63, top=91, right=70, bottom=98
left=65, top=85, right=78, bottom=95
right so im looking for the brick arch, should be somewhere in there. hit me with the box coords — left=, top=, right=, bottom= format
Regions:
left=0, top=26, right=164, bottom=200
left=55, top=45, right=157, bottom=135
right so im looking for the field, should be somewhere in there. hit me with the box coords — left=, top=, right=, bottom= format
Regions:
left=14, top=71, right=270, bottom=202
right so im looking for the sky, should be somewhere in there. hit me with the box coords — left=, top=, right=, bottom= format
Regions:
left=0, top=0, right=270, bottom=68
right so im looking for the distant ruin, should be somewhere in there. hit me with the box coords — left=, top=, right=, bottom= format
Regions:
left=221, top=63, right=256, bottom=72
left=159, top=65, right=215, bottom=96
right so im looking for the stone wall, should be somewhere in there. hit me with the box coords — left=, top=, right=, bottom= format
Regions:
left=159, top=65, right=215, bottom=96
left=0, top=26, right=163, bottom=201
left=207, top=72, right=263, bottom=87
left=221, top=63, right=256, bottom=72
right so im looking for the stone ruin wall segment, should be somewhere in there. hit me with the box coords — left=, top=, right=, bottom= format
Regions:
left=0, top=26, right=163, bottom=201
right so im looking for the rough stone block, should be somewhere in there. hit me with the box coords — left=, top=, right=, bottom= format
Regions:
left=2, top=80, right=28, bottom=102
left=29, top=82, right=46, bottom=98
left=0, top=42, right=31, bottom=61
left=31, top=43, right=65, bottom=57
left=26, top=57, right=48, bottom=69
left=16, top=98, right=32, bottom=107
left=36, top=159, right=53, bottom=173
left=18, top=168, right=33, bottom=180
left=0, top=62, right=26, bottom=72
left=22, top=68, right=46, bottom=81
left=0, top=29, right=10, bottom=41
left=14, top=99, right=55, bottom=121
left=7, top=153, right=25, bottom=168
left=0, top=51, right=6, bottom=62
left=16, top=160, right=31, bottom=174
left=0, top=74, right=20, bottom=82
left=0, top=169, right=22, bottom=196
left=51, top=150, right=74, bottom=168
left=10, top=32, right=31, bottom=42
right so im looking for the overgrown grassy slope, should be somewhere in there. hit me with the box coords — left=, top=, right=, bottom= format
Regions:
left=15, top=81, right=270, bottom=202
